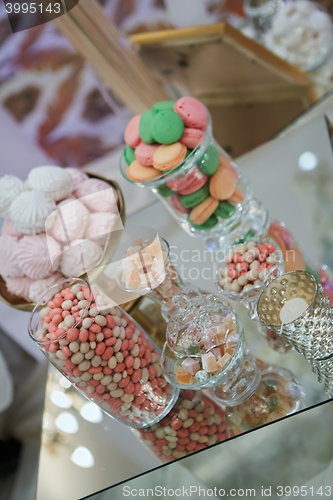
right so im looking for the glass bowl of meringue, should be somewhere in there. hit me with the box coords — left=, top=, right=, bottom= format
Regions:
left=264, top=0, right=333, bottom=71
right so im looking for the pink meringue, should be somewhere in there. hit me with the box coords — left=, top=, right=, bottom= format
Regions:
left=18, top=234, right=61, bottom=279
left=66, top=168, right=89, bottom=195
left=1, top=219, right=24, bottom=239
left=47, top=197, right=89, bottom=243
left=75, top=178, right=118, bottom=213
left=6, top=276, right=34, bottom=301
left=60, top=239, right=102, bottom=277
left=84, top=212, right=119, bottom=246
left=0, top=236, right=24, bottom=279
left=29, top=272, right=63, bottom=303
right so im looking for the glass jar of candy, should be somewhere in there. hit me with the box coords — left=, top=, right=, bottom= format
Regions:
left=120, top=106, right=259, bottom=245
left=28, top=277, right=179, bottom=428
left=115, top=237, right=199, bottom=321
left=136, top=389, right=227, bottom=462
left=225, top=359, right=305, bottom=435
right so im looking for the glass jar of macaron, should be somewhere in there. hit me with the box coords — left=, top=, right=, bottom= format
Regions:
left=120, top=97, right=253, bottom=243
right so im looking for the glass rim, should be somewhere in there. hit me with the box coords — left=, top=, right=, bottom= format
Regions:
left=28, top=277, right=92, bottom=345
left=119, top=110, right=213, bottom=188
left=161, top=313, right=244, bottom=390
left=256, top=270, right=318, bottom=327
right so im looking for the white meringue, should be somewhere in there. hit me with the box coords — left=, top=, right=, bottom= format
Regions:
left=84, top=212, right=119, bottom=246
left=29, top=272, right=63, bottom=303
left=10, top=191, right=56, bottom=235
left=0, top=235, right=24, bottom=279
left=46, top=197, right=89, bottom=243
left=60, top=239, right=103, bottom=277
left=265, top=1, right=333, bottom=70
left=0, top=175, right=24, bottom=218
left=18, top=234, right=61, bottom=279
left=27, top=166, right=72, bottom=202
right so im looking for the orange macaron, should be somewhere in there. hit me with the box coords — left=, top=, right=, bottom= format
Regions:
left=190, top=196, right=219, bottom=225
left=153, top=142, right=187, bottom=172
left=209, top=162, right=237, bottom=201
left=127, top=160, right=161, bottom=182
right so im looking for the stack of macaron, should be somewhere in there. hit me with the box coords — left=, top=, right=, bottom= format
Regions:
left=122, top=96, right=244, bottom=231
left=0, top=167, right=120, bottom=303
left=123, top=97, right=208, bottom=182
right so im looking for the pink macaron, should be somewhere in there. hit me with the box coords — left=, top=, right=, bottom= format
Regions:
left=180, top=128, right=204, bottom=150
left=174, top=97, right=208, bottom=131
left=135, top=142, right=159, bottom=167
left=167, top=166, right=200, bottom=192
left=170, top=195, right=190, bottom=214
left=124, top=115, right=141, bottom=148
left=177, top=170, right=208, bottom=195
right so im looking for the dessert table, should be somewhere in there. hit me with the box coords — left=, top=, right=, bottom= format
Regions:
left=32, top=88, right=333, bottom=499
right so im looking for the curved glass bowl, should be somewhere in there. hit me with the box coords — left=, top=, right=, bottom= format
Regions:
left=161, top=300, right=245, bottom=392
left=215, top=237, right=285, bottom=306
left=115, top=238, right=170, bottom=295
left=120, top=111, right=253, bottom=239
left=28, top=277, right=179, bottom=429
left=226, top=360, right=305, bottom=434
left=264, top=1, right=333, bottom=72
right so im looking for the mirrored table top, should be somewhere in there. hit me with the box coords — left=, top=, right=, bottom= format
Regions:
left=35, top=88, right=333, bottom=500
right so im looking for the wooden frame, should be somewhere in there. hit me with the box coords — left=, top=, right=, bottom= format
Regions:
left=131, top=23, right=317, bottom=156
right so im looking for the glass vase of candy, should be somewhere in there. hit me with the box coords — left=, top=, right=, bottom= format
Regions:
left=215, top=237, right=293, bottom=353
left=120, top=97, right=269, bottom=251
left=115, top=237, right=199, bottom=322
left=136, top=389, right=228, bottom=462
left=28, top=277, right=179, bottom=429
left=161, top=294, right=304, bottom=435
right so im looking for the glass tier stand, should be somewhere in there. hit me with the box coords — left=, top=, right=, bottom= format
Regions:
left=33, top=89, right=333, bottom=500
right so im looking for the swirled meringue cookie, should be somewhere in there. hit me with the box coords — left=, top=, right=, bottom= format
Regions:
left=0, top=175, right=24, bottom=218
left=10, top=191, right=56, bottom=235
left=29, top=272, right=63, bottom=303
left=18, top=234, right=61, bottom=279
left=66, top=167, right=89, bottom=194
left=6, top=276, right=34, bottom=301
left=47, top=197, right=89, bottom=243
left=85, top=212, right=119, bottom=246
left=75, top=178, right=118, bottom=213
left=1, top=219, right=24, bottom=239
left=0, top=236, right=24, bottom=279
left=60, top=239, right=102, bottom=277
left=27, top=166, right=72, bottom=202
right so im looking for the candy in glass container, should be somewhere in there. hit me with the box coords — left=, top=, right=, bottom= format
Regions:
left=215, top=237, right=292, bottom=353
left=116, top=237, right=199, bottom=321
left=28, top=277, right=178, bottom=428
left=120, top=97, right=270, bottom=248
left=136, top=389, right=228, bottom=462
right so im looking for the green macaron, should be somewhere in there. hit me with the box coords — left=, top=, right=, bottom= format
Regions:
left=190, top=214, right=219, bottom=230
left=151, top=110, right=184, bottom=144
left=199, top=145, right=220, bottom=175
left=139, top=109, right=156, bottom=144
left=153, top=101, right=176, bottom=113
left=157, top=184, right=175, bottom=197
left=124, top=145, right=136, bottom=166
left=214, top=201, right=236, bottom=219
left=180, top=184, right=209, bottom=208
